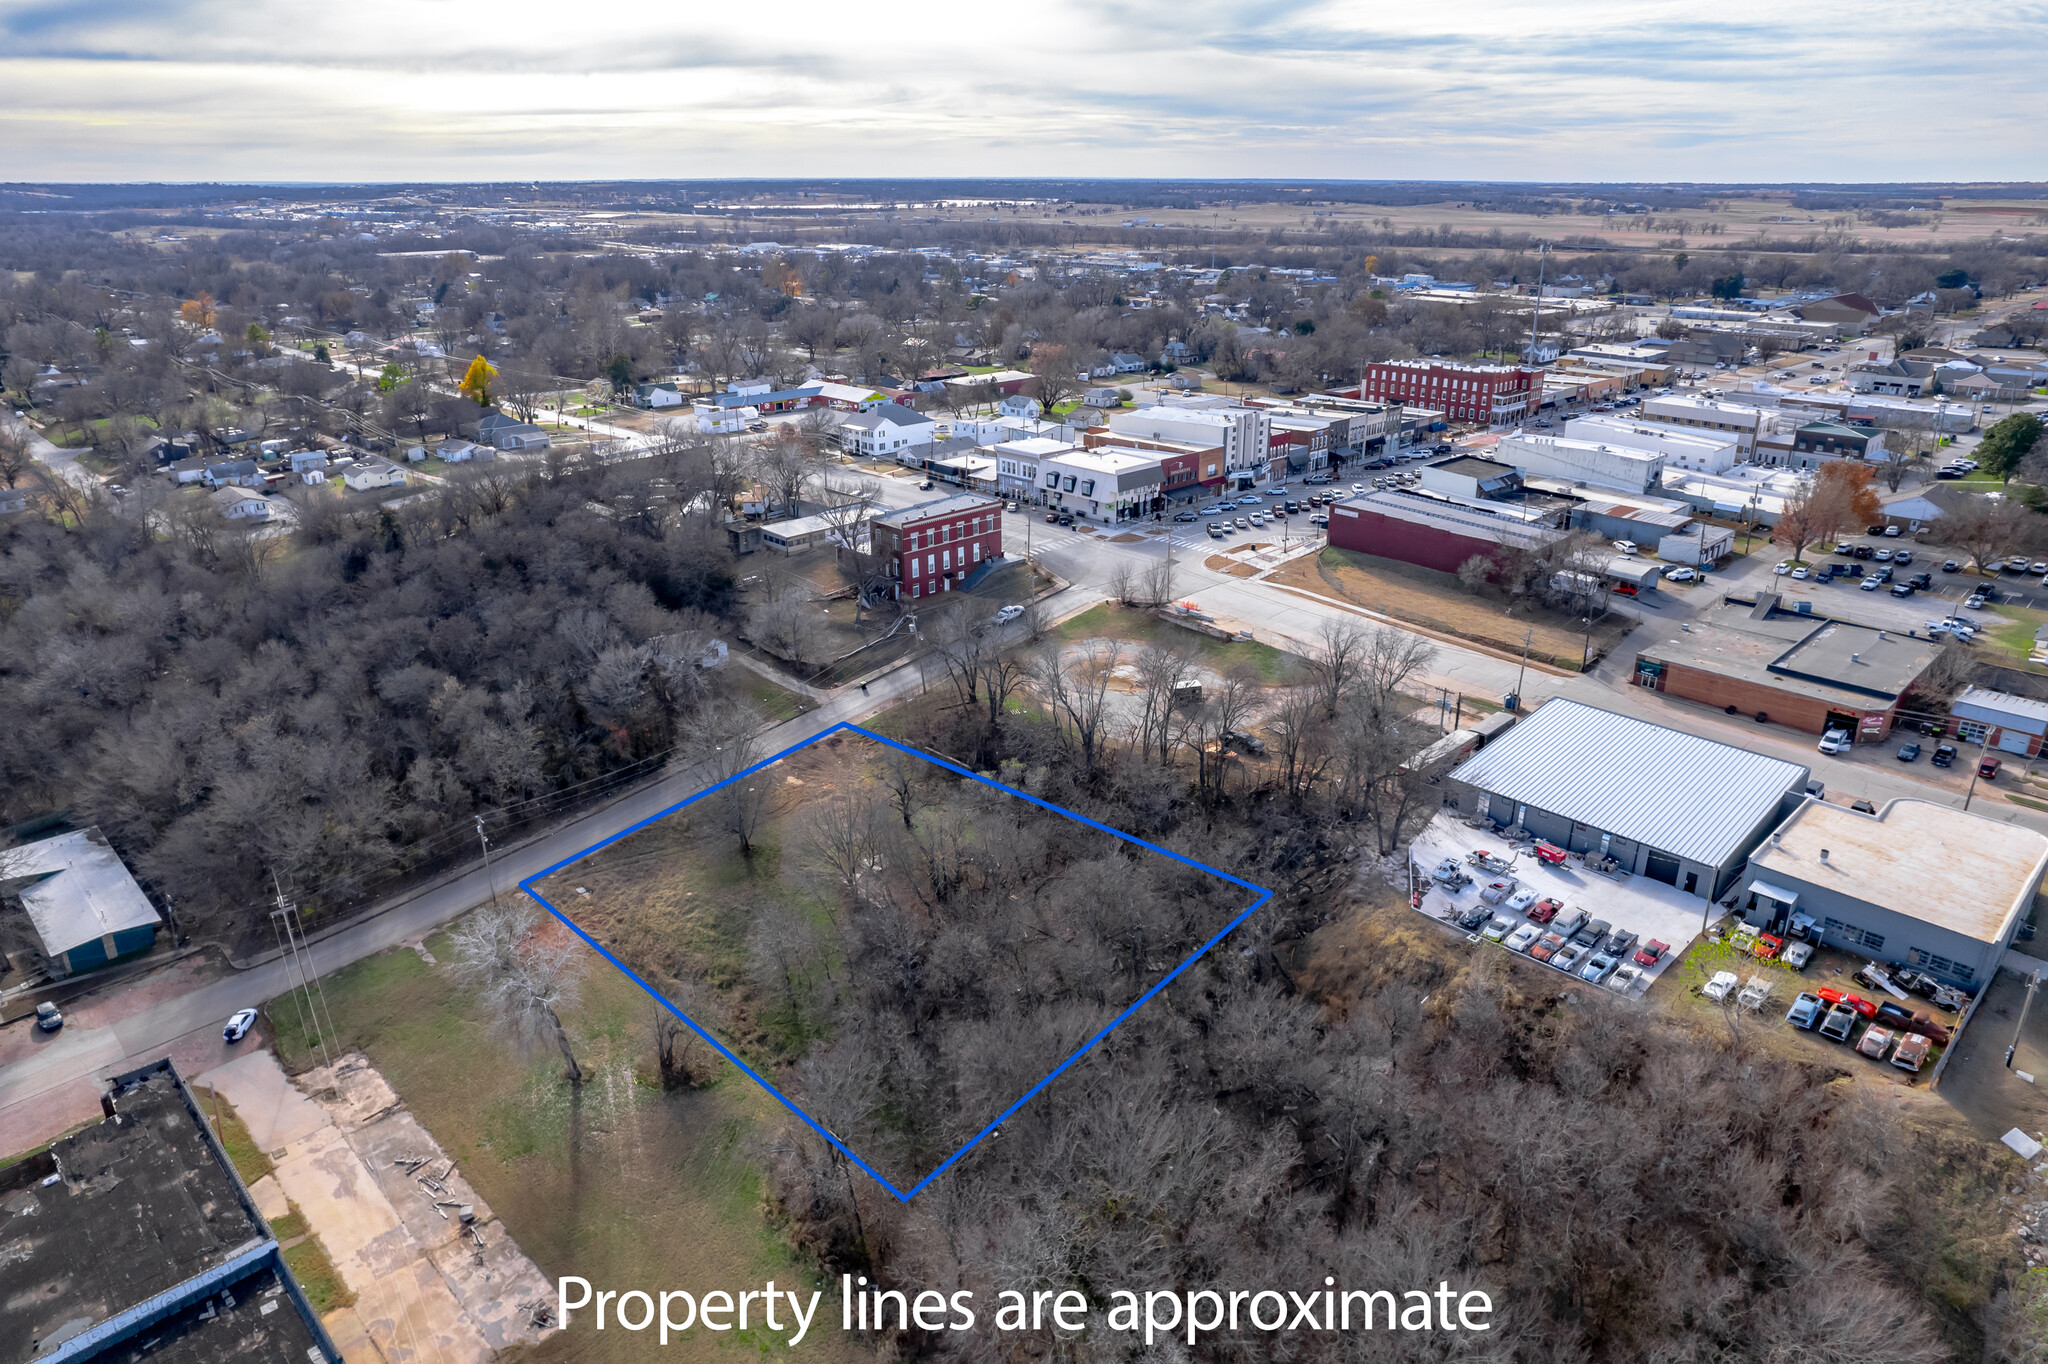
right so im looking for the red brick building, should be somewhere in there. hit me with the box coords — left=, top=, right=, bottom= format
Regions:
left=1081, top=430, right=1222, bottom=491
left=1360, top=360, right=1543, bottom=425
left=873, top=493, right=1005, bottom=601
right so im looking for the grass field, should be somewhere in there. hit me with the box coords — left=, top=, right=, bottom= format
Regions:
left=1270, top=547, right=1632, bottom=670
left=269, top=930, right=861, bottom=1364
left=1052, top=601, right=1291, bottom=679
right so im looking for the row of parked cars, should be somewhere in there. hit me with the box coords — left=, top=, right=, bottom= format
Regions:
left=1782, top=988, right=1946, bottom=1071
left=1432, top=852, right=1666, bottom=992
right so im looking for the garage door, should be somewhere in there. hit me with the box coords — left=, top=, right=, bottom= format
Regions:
left=1998, top=728, right=2034, bottom=755
left=1644, top=850, right=1682, bottom=886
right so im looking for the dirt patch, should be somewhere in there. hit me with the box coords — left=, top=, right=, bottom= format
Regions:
left=1270, top=547, right=1634, bottom=670
left=1109, top=532, right=1147, bottom=543
left=1207, top=556, right=1260, bottom=577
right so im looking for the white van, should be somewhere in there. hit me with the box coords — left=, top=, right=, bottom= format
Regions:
left=1817, top=729, right=1853, bottom=755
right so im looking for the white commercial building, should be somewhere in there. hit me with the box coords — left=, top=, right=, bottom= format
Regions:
left=992, top=436, right=1075, bottom=503
left=1040, top=446, right=1163, bottom=524
left=1637, top=395, right=1769, bottom=456
left=1494, top=433, right=1665, bottom=496
left=1660, top=466, right=1811, bottom=527
left=1107, top=404, right=1270, bottom=492
left=1563, top=414, right=1741, bottom=475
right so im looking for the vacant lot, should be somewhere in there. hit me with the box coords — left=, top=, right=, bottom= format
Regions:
left=1051, top=601, right=1289, bottom=679
left=1271, top=547, right=1633, bottom=669
left=269, top=935, right=861, bottom=1364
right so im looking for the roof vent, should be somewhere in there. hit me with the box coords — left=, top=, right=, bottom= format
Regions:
left=1878, top=630, right=1888, bottom=641
left=1819, top=848, right=1830, bottom=863
left=1850, top=652, right=1860, bottom=663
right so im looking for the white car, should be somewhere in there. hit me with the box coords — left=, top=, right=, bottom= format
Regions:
left=1702, top=970, right=1739, bottom=1002
left=1774, top=561, right=1792, bottom=575
left=1506, top=886, right=1540, bottom=913
left=1790, top=566, right=1811, bottom=580
left=1664, top=566, right=1697, bottom=583
left=1481, top=916, right=1514, bottom=942
left=990, top=604, right=1025, bottom=625
left=1608, top=964, right=1646, bottom=993
left=1505, top=923, right=1542, bottom=953
left=1817, top=729, right=1853, bottom=755
left=223, top=1008, right=259, bottom=1043
left=1235, top=495, right=1262, bottom=507
left=1612, top=540, right=1638, bottom=555
left=1265, top=485, right=1288, bottom=496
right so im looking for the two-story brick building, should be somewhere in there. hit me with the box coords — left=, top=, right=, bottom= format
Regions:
left=873, top=493, right=1005, bottom=601
left=1359, top=360, right=1543, bottom=426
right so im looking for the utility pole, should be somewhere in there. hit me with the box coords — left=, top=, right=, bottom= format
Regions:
left=270, top=873, right=336, bottom=1071
left=1525, top=244, right=1548, bottom=365
left=477, top=814, right=502, bottom=912
left=1963, top=727, right=1995, bottom=812
left=1512, top=625, right=1533, bottom=708
left=2006, top=969, right=2042, bottom=1070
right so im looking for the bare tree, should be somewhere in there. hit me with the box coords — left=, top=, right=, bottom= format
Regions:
left=686, top=701, right=772, bottom=859
left=445, top=903, right=588, bottom=1084
left=753, top=433, right=820, bottom=517
left=1129, top=642, right=1196, bottom=765
left=1031, top=639, right=1120, bottom=772
left=748, top=586, right=829, bottom=666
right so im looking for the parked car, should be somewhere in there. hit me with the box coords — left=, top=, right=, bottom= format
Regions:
left=1873, top=548, right=1893, bottom=562
left=1549, top=907, right=1588, bottom=940
left=1455, top=904, right=1492, bottom=931
left=1752, top=933, right=1784, bottom=961
left=1908, top=573, right=1932, bottom=589
left=1430, top=857, right=1471, bottom=887
left=1612, top=540, right=1638, bottom=555
left=1702, top=971, right=1739, bottom=1002
left=223, top=1008, right=258, bottom=1043
left=1819, top=1004, right=1858, bottom=1041
left=1526, top=897, right=1562, bottom=924
left=1774, top=561, right=1792, bottom=575
left=1634, top=939, right=1670, bottom=968
left=1609, top=963, right=1646, bottom=992
left=1553, top=942, right=1590, bottom=974
left=1875, top=1000, right=1918, bottom=1030
left=1891, top=1033, right=1933, bottom=1072
left=34, top=1001, right=62, bottom=1033
left=1895, top=550, right=1914, bottom=565
left=1889, top=583, right=1915, bottom=598
left=1529, top=931, right=1567, bottom=962
left=1222, top=729, right=1266, bottom=755
left=1818, top=729, right=1853, bottom=755
left=1897, top=742, right=1922, bottom=762
left=1980, top=755, right=2001, bottom=780
left=1931, top=743, right=1958, bottom=767
left=1666, top=566, right=1697, bottom=582
left=1580, top=952, right=1620, bottom=984
left=1482, top=916, right=1514, bottom=942
left=1856, top=1026, right=1896, bottom=1060
left=1572, top=917, right=1611, bottom=947
left=1173, top=510, right=1198, bottom=522
left=1506, top=923, right=1543, bottom=953
left=1783, top=941, right=1814, bottom=971
left=1791, top=566, right=1811, bottom=579
left=1600, top=928, right=1639, bottom=959
left=1506, top=886, right=1541, bottom=914
left=1942, top=559, right=1960, bottom=572
left=990, top=604, right=1026, bottom=625
left=1786, top=992, right=1825, bottom=1029
left=1236, top=495, right=1262, bottom=506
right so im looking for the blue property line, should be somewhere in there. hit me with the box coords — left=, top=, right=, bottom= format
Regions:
left=519, top=722, right=1270, bottom=1201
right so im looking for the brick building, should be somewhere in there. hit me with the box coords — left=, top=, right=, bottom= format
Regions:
left=872, top=493, right=1005, bottom=601
left=1632, top=593, right=1938, bottom=742
left=1359, top=360, right=1543, bottom=425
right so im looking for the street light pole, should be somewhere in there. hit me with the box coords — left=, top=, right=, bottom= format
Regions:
left=476, top=814, right=501, bottom=912
left=2006, top=969, right=2041, bottom=1070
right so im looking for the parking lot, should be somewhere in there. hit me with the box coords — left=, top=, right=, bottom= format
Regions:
left=1407, top=811, right=1706, bottom=998
left=1771, top=536, right=2042, bottom=633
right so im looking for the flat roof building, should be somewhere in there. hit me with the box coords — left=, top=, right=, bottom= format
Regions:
left=0, top=1058, right=343, bottom=1364
left=1443, top=698, right=1811, bottom=900
left=1494, top=432, right=1666, bottom=495
left=1638, top=395, right=1769, bottom=455
left=1740, top=799, right=2048, bottom=987
left=1326, top=485, right=1564, bottom=574
left=1634, top=594, right=1940, bottom=743
left=1564, top=414, right=1742, bottom=475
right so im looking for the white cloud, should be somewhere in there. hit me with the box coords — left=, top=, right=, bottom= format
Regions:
left=0, top=0, right=2041, bottom=181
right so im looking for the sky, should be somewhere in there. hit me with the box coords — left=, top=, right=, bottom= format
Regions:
left=0, top=0, right=2042, bottom=184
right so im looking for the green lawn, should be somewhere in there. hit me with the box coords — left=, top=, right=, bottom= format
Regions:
left=1053, top=601, right=1293, bottom=680
left=267, top=928, right=856, bottom=1363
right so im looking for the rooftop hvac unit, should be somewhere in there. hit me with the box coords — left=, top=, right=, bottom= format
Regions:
left=1795, top=601, right=1812, bottom=614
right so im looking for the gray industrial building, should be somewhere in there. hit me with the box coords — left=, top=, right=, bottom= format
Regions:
left=1443, top=699, right=1811, bottom=900
left=1739, top=798, right=2048, bottom=988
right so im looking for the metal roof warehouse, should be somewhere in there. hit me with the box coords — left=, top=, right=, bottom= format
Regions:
left=1444, top=699, right=1811, bottom=900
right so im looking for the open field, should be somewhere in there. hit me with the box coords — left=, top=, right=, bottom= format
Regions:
left=267, top=935, right=860, bottom=1364
left=1271, top=546, right=1633, bottom=670
left=1051, top=601, right=1289, bottom=679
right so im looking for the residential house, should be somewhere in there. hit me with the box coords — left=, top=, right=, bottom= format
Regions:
left=635, top=381, right=687, bottom=409
left=0, top=485, right=30, bottom=515
left=475, top=410, right=551, bottom=451
left=997, top=393, right=1044, bottom=420
left=1849, top=358, right=1934, bottom=397
left=209, top=486, right=271, bottom=520
left=201, top=459, right=263, bottom=489
left=1756, top=419, right=1887, bottom=470
left=837, top=403, right=937, bottom=464
left=1111, top=352, right=1148, bottom=373
left=1082, top=387, right=1122, bottom=408
left=287, top=449, right=329, bottom=474
left=342, top=459, right=410, bottom=491
left=438, top=439, right=493, bottom=463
